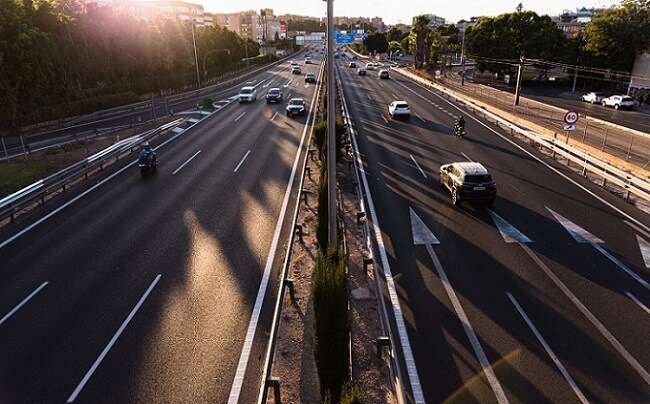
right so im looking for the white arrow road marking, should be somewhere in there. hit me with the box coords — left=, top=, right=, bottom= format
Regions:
left=283, top=81, right=291, bottom=88
left=636, top=235, right=650, bottom=269
left=409, top=208, right=439, bottom=244
left=547, top=208, right=604, bottom=244
left=625, top=291, right=650, bottom=316
left=520, top=243, right=650, bottom=387
left=507, top=292, right=589, bottom=404
left=548, top=208, right=650, bottom=291
left=488, top=210, right=532, bottom=244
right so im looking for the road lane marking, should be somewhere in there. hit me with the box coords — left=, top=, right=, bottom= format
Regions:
left=391, top=92, right=398, bottom=99
left=67, top=274, right=162, bottom=403
left=0, top=282, right=48, bottom=327
left=234, top=112, right=246, bottom=122
left=415, top=112, right=426, bottom=122
left=172, top=150, right=201, bottom=175
left=367, top=94, right=372, bottom=100
left=625, top=291, right=650, bottom=316
left=410, top=208, right=439, bottom=244
left=507, top=292, right=589, bottom=404
left=271, top=111, right=278, bottom=121
left=461, top=152, right=473, bottom=161
left=410, top=155, right=427, bottom=178
left=381, top=114, right=388, bottom=124
left=636, top=235, right=650, bottom=268
left=234, top=150, right=251, bottom=172
left=625, top=220, right=650, bottom=240
left=228, top=60, right=325, bottom=404
left=488, top=210, right=532, bottom=243
left=520, top=243, right=650, bottom=387
left=424, top=240, right=510, bottom=403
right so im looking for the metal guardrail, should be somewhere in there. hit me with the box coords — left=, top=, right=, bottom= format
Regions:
left=394, top=67, right=650, bottom=206
left=257, top=59, right=325, bottom=404
left=0, top=118, right=184, bottom=223
left=336, top=67, right=408, bottom=404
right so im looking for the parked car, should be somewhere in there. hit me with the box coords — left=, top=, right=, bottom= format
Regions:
left=266, top=87, right=283, bottom=103
left=349, top=62, right=357, bottom=68
left=286, top=98, right=306, bottom=116
left=305, top=73, right=316, bottom=83
left=580, top=92, right=606, bottom=104
left=378, top=69, right=389, bottom=79
left=238, top=86, right=257, bottom=103
left=601, top=95, right=635, bottom=110
left=292, top=66, right=301, bottom=74
left=439, top=162, right=497, bottom=206
left=357, top=67, right=366, bottom=76
left=388, top=100, right=410, bottom=119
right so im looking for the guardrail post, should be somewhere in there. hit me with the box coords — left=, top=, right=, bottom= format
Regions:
left=305, top=166, right=311, bottom=179
left=266, top=377, right=281, bottom=404
left=356, top=211, right=365, bottom=224
left=376, top=336, right=390, bottom=359
left=295, top=224, right=304, bottom=243
left=363, top=257, right=373, bottom=273
left=301, top=190, right=309, bottom=205
left=284, top=279, right=295, bottom=301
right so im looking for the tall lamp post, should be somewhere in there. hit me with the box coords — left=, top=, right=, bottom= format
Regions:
left=326, top=0, right=337, bottom=247
left=191, top=9, right=201, bottom=88
left=203, top=49, right=231, bottom=83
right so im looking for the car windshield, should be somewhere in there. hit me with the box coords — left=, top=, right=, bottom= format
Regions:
left=464, top=174, right=493, bottom=183
left=269, top=89, right=279, bottom=95
left=290, top=100, right=303, bottom=106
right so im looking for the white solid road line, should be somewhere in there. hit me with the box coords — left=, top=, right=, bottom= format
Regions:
left=234, top=150, right=251, bottom=172
left=507, top=292, right=590, bottom=404
left=234, top=112, right=246, bottom=122
left=625, top=291, right=650, bottom=316
left=410, top=155, right=427, bottom=178
left=67, top=274, right=162, bottom=403
left=520, top=243, right=650, bottom=387
left=415, top=112, right=426, bottom=122
left=172, top=150, right=201, bottom=175
left=0, top=281, right=48, bottom=327
left=424, top=243, right=510, bottom=403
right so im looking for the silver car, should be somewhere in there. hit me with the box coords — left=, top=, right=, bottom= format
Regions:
left=580, top=92, right=606, bottom=104
left=601, top=95, right=634, bottom=110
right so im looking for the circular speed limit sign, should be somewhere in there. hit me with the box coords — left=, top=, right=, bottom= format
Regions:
left=564, top=110, right=579, bottom=124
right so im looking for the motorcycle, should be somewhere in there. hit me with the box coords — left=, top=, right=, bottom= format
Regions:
left=454, top=124, right=466, bottom=138
left=138, top=150, right=157, bottom=176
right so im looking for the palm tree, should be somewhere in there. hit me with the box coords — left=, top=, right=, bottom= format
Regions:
left=410, top=15, right=431, bottom=69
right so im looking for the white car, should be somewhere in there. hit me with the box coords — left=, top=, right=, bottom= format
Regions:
left=238, top=86, right=257, bottom=103
left=580, top=92, right=606, bottom=104
left=286, top=98, right=306, bottom=116
left=601, top=95, right=634, bottom=110
left=305, top=57, right=312, bottom=64
left=365, top=63, right=375, bottom=70
left=388, top=101, right=410, bottom=119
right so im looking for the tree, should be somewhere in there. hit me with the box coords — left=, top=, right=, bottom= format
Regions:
left=466, top=12, right=568, bottom=75
left=580, top=0, right=650, bottom=72
left=410, top=15, right=431, bottom=69
left=363, top=32, right=389, bottom=54
left=386, top=27, right=406, bottom=42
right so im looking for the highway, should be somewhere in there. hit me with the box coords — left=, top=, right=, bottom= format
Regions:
left=0, top=54, right=323, bottom=402
left=338, top=57, right=650, bottom=403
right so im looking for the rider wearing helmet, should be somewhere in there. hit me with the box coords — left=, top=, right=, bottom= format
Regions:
left=139, top=142, right=156, bottom=166
left=455, top=115, right=465, bottom=129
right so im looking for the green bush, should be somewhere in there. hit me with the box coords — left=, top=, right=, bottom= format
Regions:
left=203, top=98, right=214, bottom=109
left=312, top=247, right=350, bottom=401
left=316, top=170, right=328, bottom=254
left=314, top=120, right=328, bottom=156
left=340, top=383, right=363, bottom=404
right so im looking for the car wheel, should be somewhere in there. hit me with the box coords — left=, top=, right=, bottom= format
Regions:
left=451, top=188, right=459, bottom=205
left=602, top=101, right=607, bottom=107
left=614, top=104, right=619, bottom=110
left=286, top=111, right=290, bottom=116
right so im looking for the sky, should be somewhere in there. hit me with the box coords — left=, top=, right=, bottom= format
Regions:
left=200, top=0, right=621, bottom=25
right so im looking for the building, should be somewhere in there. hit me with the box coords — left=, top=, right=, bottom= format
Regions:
left=371, top=17, right=385, bottom=32
left=551, top=7, right=607, bottom=37
left=423, top=14, right=446, bottom=28
left=630, top=52, right=650, bottom=93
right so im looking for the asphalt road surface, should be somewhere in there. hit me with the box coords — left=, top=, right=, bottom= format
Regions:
left=338, top=58, right=650, bottom=403
left=0, top=53, right=323, bottom=403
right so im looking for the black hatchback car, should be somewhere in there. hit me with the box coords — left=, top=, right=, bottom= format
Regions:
left=439, top=162, right=496, bottom=206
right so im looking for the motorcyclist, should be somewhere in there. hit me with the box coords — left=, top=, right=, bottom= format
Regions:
left=455, top=115, right=465, bottom=130
left=139, top=142, right=156, bottom=166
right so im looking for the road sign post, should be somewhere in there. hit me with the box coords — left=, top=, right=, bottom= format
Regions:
left=563, top=110, right=579, bottom=143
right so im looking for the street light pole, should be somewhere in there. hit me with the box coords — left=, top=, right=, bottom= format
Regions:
left=191, top=9, right=201, bottom=88
left=326, top=0, right=337, bottom=248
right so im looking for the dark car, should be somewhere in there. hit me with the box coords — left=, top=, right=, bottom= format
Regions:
left=305, top=73, right=316, bottom=83
left=266, top=87, right=283, bottom=103
left=439, top=162, right=496, bottom=206
left=286, top=98, right=306, bottom=116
